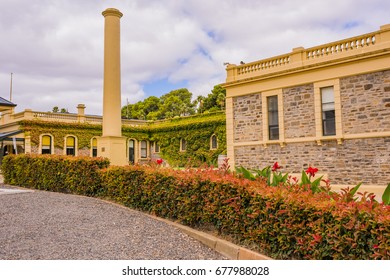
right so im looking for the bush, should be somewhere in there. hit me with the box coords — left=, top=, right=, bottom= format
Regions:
left=2, top=154, right=389, bottom=259
left=101, top=165, right=390, bottom=259
left=1, top=154, right=109, bottom=195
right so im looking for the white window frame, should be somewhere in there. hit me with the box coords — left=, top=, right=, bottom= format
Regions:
left=314, top=79, right=343, bottom=145
left=261, top=89, right=285, bottom=146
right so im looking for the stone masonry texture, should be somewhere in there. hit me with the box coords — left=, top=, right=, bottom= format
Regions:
left=233, top=93, right=262, bottom=142
left=234, top=138, right=390, bottom=185
left=232, top=70, right=390, bottom=185
left=283, top=84, right=316, bottom=138
left=340, top=70, right=390, bottom=134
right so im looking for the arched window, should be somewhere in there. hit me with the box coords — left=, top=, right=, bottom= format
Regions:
left=210, top=135, right=218, bottom=150
left=180, top=139, right=187, bottom=152
left=140, top=140, right=147, bottom=159
left=154, top=141, right=160, bottom=153
left=65, top=136, right=76, bottom=156
left=91, top=138, right=98, bottom=157
left=41, top=135, right=52, bottom=154
left=129, top=139, right=135, bottom=163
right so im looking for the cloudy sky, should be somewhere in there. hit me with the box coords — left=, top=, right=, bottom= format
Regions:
left=0, top=0, right=389, bottom=115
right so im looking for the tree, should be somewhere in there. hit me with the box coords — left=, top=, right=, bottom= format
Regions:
left=201, top=85, right=226, bottom=112
left=194, top=95, right=206, bottom=114
left=52, top=106, right=68, bottom=113
left=143, top=96, right=161, bottom=120
left=121, top=86, right=224, bottom=120
left=159, top=88, right=195, bottom=118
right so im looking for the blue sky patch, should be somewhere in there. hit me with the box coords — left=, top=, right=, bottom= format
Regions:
left=143, top=78, right=189, bottom=98
left=343, top=21, right=360, bottom=29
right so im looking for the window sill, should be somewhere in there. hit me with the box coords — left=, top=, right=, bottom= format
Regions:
left=263, top=140, right=286, bottom=148
left=316, top=136, right=343, bottom=145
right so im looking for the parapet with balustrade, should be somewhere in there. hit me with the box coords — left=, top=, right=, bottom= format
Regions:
left=226, top=24, right=390, bottom=83
left=0, top=108, right=147, bottom=127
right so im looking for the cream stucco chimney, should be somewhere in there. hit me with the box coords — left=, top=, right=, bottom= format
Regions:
left=97, top=8, right=127, bottom=166
left=102, top=8, right=123, bottom=136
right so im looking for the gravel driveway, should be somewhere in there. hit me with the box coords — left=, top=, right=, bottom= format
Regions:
left=0, top=186, right=225, bottom=260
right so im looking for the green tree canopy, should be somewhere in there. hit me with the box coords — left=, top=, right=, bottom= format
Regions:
left=199, top=85, right=226, bottom=113
left=121, top=85, right=225, bottom=120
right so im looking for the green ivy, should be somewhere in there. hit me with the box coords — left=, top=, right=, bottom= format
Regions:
left=20, top=120, right=102, bottom=149
left=19, top=112, right=226, bottom=167
left=148, top=112, right=226, bottom=166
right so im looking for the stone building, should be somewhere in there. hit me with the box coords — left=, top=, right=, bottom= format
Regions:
left=223, top=24, right=390, bottom=191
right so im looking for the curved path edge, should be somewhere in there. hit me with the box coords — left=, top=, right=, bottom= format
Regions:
left=101, top=199, right=273, bottom=260
left=151, top=216, right=273, bottom=260
left=1, top=180, right=272, bottom=260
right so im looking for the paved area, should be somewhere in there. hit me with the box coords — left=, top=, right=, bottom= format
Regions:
left=0, top=185, right=226, bottom=260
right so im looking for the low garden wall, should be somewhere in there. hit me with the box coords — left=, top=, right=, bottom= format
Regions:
left=1, top=154, right=389, bottom=259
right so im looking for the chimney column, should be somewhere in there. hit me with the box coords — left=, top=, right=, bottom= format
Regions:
left=98, top=8, right=127, bottom=166
left=102, top=8, right=123, bottom=136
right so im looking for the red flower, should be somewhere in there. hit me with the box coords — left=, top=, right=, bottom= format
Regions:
left=292, top=177, right=298, bottom=184
left=272, top=162, right=281, bottom=172
left=156, top=159, right=163, bottom=165
left=306, top=166, right=319, bottom=177
left=312, top=234, right=322, bottom=243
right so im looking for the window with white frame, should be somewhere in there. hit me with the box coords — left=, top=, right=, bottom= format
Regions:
left=267, top=95, right=279, bottom=140
left=321, top=87, right=336, bottom=136
left=154, top=142, right=160, bottom=153
left=129, top=139, right=135, bottom=163
left=140, top=140, right=147, bottom=158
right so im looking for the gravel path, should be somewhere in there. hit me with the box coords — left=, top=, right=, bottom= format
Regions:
left=0, top=186, right=225, bottom=260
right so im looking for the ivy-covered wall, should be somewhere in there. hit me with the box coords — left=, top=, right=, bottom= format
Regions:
left=20, top=120, right=103, bottom=149
left=149, top=112, right=226, bottom=166
left=19, top=111, right=226, bottom=167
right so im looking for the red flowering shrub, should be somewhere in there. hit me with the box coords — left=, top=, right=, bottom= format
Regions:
left=101, top=165, right=390, bottom=259
left=2, top=155, right=389, bottom=259
left=272, top=162, right=281, bottom=172
left=306, top=166, right=319, bottom=177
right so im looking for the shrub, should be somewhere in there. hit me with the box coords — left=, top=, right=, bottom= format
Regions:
left=101, top=165, right=390, bottom=259
left=1, top=154, right=109, bottom=195
left=2, top=155, right=389, bottom=259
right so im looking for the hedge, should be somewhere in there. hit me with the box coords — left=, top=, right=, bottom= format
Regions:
left=1, top=154, right=109, bottom=195
left=1, top=154, right=389, bottom=259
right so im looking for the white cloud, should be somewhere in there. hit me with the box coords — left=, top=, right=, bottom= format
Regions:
left=0, top=0, right=389, bottom=115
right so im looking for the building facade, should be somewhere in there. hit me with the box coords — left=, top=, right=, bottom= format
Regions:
left=223, top=24, right=390, bottom=189
left=0, top=103, right=226, bottom=167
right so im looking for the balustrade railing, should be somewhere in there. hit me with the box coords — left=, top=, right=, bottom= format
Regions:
left=305, top=32, right=376, bottom=60
left=237, top=54, right=290, bottom=75
left=227, top=24, right=390, bottom=82
left=33, top=111, right=79, bottom=121
left=5, top=110, right=146, bottom=126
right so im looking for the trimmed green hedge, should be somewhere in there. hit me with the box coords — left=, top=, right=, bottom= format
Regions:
left=2, top=154, right=389, bottom=259
left=1, top=154, right=109, bottom=195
